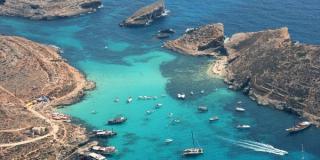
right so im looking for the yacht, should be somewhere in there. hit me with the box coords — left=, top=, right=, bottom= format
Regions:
left=92, top=130, right=117, bottom=137
left=209, top=116, right=219, bottom=122
left=92, top=145, right=117, bottom=155
left=183, top=132, right=204, bottom=156
left=286, top=121, right=311, bottom=133
left=237, top=124, right=251, bottom=129
left=107, top=116, right=127, bottom=125
left=235, top=107, right=246, bottom=112
left=198, top=106, right=208, bottom=112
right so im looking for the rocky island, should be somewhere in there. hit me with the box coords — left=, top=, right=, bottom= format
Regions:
left=120, top=0, right=167, bottom=27
left=0, top=0, right=102, bottom=20
left=165, top=24, right=320, bottom=125
left=0, top=35, right=95, bottom=159
left=164, top=23, right=225, bottom=56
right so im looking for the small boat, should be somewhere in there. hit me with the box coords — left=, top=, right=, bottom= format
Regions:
left=107, top=116, right=127, bottom=125
left=155, top=103, right=163, bottom=109
left=177, top=93, right=186, bottom=100
left=237, top=125, right=251, bottom=129
left=235, top=107, right=246, bottom=112
left=87, top=152, right=106, bottom=160
left=92, top=130, right=117, bottom=137
left=286, top=121, right=311, bottom=133
left=156, top=33, right=170, bottom=39
left=198, top=106, right=208, bottom=112
left=209, top=116, right=219, bottom=122
left=159, top=28, right=175, bottom=34
left=190, top=91, right=194, bottom=95
left=168, top=112, right=174, bottom=118
left=164, top=138, right=174, bottom=144
left=174, top=119, right=181, bottom=123
left=114, top=97, right=120, bottom=103
left=92, top=145, right=117, bottom=155
left=183, top=132, right=203, bottom=156
left=200, top=90, right=205, bottom=94
left=127, top=96, right=133, bottom=103
left=91, top=110, right=97, bottom=114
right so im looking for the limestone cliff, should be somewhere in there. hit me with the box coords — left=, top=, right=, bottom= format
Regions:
left=0, top=36, right=95, bottom=159
left=120, top=0, right=166, bottom=27
left=164, top=23, right=225, bottom=56
left=0, top=0, right=102, bottom=20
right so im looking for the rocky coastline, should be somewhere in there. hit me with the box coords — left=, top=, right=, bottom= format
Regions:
left=0, top=0, right=102, bottom=20
left=0, top=35, right=95, bottom=159
left=120, top=0, right=167, bottom=27
left=165, top=24, right=320, bottom=126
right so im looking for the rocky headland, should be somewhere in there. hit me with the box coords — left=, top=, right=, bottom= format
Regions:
left=0, top=0, right=102, bottom=20
left=165, top=24, right=320, bottom=125
left=164, top=23, right=226, bottom=56
left=120, top=0, right=167, bottom=27
left=0, top=35, right=95, bottom=159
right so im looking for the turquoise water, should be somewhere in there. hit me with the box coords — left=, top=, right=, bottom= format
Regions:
left=1, top=0, right=320, bottom=159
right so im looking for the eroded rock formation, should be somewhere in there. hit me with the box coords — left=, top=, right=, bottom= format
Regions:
left=164, top=23, right=226, bottom=56
left=0, top=36, right=95, bottom=159
left=0, top=0, right=102, bottom=20
left=165, top=24, right=320, bottom=124
left=120, top=0, right=166, bottom=27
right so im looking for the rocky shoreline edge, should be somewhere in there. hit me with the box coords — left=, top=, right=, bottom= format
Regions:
left=0, top=35, right=96, bottom=159
left=165, top=23, right=320, bottom=126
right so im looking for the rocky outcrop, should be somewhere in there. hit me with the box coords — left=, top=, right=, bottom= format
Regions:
left=120, top=0, right=166, bottom=27
left=0, top=36, right=95, bottom=159
left=0, top=0, right=102, bottom=20
left=164, top=23, right=226, bottom=56
left=166, top=24, right=320, bottom=125
left=224, top=28, right=320, bottom=124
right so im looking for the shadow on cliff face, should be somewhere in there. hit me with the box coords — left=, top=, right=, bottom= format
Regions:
left=160, top=52, right=226, bottom=101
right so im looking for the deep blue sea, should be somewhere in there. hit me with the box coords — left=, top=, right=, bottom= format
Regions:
left=1, top=0, right=320, bottom=159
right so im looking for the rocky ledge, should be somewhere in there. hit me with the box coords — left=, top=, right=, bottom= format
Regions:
left=0, top=35, right=95, bottom=159
left=164, top=23, right=226, bottom=56
left=120, top=0, right=166, bottom=27
left=165, top=24, right=320, bottom=125
left=0, top=0, right=102, bottom=20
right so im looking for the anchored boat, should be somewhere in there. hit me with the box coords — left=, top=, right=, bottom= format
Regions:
left=209, top=116, right=219, bottom=122
left=286, top=121, right=311, bottom=133
left=92, top=145, right=117, bottom=155
left=237, top=124, right=251, bottom=129
left=107, top=116, right=127, bottom=125
left=198, top=106, right=208, bottom=112
left=183, top=132, right=204, bottom=156
left=92, top=130, right=117, bottom=137
left=235, top=107, right=246, bottom=112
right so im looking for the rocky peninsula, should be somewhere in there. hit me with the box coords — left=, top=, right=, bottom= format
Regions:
left=0, top=0, right=102, bottom=20
left=165, top=24, right=320, bottom=125
left=120, top=0, right=167, bottom=27
left=0, top=35, right=95, bottom=159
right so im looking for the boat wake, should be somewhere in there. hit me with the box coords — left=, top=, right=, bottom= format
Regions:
left=218, top=137, right=288, bottom=156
